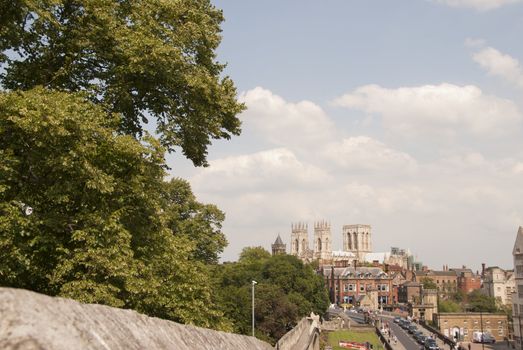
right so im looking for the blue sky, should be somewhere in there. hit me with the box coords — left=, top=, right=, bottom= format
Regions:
left=169, top=0, right=523, bottom=271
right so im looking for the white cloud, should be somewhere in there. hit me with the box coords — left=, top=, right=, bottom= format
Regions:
left=465, top=38, right=486, bottom=48
left=324, top=136, right=417, bottom=173
left=343, top=182, right=429, bottom=214
left=191, top=148, right=329, bottom=193
left=239, top=87, right=336, bottom=148
left=333, top=83, right=522, bottom=139
left=472, top=47, right=523, bottom=89
left=177, top=86, right=523, bottom=269
left=432, top=0, right=523, bottom=11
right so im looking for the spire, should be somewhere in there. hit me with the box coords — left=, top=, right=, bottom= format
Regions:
left=513, top=226, right=523, bottom=255
left=274, top=234, right=284, bottom=245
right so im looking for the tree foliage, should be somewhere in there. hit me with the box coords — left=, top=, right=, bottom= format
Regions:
left=0, top=0, right=245, bottom=166
left=466, top=290, right=498, bottom=313
left=438, top=300, right=463, bottom=313
left=0, top=88, right=228, bottom=328
left=420, top=277, right=437, bottom=290
left=214, top=248, right=329, bottom=344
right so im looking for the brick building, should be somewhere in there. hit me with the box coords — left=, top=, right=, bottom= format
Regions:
left=323, top=266, right=393, bottom=307
left=398, top=281, right=423, bottom=304
left=451, top=267, right=482, bottom=294
left=416, top=268, right=458, bottom=296
left=434, top=313, right=508, bottom=342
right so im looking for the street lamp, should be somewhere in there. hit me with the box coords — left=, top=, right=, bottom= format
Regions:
left=479, top=310, right=485, bottom=350
left=252, top=280, right=257, bottom=337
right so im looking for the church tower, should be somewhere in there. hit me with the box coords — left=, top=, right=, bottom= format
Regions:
left=343, top=224, right=372, bottom=260
left=314, top=220, right=332, bottom=261
left=271, top=234, right=286, bottom=255
left=290, top=222, right=309, bottom=257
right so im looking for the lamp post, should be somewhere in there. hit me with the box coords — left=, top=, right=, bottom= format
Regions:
left=252, top=280, right=257, bottom=337
left=518, top=313, right=522, bottom=350
left=479, top=310, right=485, bottom=350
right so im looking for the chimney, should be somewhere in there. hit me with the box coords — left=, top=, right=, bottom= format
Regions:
left=481, top=263, right=486, bottom=278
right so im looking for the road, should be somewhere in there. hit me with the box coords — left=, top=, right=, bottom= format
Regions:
left=380, top=315, right=424, bottom=350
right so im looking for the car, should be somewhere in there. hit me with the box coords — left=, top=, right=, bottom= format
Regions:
left=408, top=325, right=418, bottom=334
left=417, top=335, right=427, bottom=345
left=413, top=331, right=423, bottom=341
left=394, top=316, right=401, bottom=323
left=400, top=320, right=411, bottom=329
left=424, top=339, right=439, bottom=350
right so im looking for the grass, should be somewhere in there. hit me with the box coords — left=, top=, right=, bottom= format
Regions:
left=326, top=330, right=385, bottom=350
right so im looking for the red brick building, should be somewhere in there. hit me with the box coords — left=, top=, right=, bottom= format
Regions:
left=323, top=266, right=394, bottom=307
left=451, top=268, right=481, bottom=293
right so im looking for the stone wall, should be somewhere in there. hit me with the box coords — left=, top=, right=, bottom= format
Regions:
left=275, top=313, right=321, bottom=350
left=0, top=287, right=273, bottom=350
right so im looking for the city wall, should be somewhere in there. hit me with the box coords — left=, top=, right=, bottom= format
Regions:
left=0, top=287, right=273, bottom=350
left=275, top=313, right=321, bottom=350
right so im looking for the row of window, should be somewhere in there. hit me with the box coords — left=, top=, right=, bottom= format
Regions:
left=443, top=320, right=504, bottom=325
left=340, top=284, right=390, bottom=292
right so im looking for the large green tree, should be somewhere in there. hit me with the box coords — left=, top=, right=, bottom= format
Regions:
left=214, top=247, right=329, bottom=343
left=0, top=0, right=244, bottom=166
left=0, top=88, right=228, bottom=328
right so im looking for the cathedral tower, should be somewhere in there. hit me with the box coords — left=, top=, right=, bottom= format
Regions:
left=313, top=220, right=332, bottom=261
left=290, top=222, right=309, bottom=257
left=271, top=234, right=286, bottom=255
left=343, top=224, right=372, bottom=260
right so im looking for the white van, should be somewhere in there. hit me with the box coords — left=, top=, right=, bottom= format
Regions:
left=472, top=331, right=496, bottom=344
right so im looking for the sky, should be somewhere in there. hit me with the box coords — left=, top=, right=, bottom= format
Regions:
left=167, top=0, right=523, bottom=272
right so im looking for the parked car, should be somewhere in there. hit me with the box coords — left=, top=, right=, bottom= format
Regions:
left=408, top=325, right=418, bottom=334
left=413, top=331, right=423, bottom=341
left=400, top=320, right=411, bottom=329
left=424, top=338, right=439, bottom=350
left=417, top=335, right=427, bottom=345
left=394, top=316, right=401, bottom=323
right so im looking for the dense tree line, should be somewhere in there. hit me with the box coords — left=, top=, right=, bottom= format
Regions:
left=437, top=290, right=503, bottom=314
left=213, top=247, right=330, bottom=344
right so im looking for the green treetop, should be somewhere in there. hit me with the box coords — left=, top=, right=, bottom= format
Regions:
left=1, top=0, right=245, bottom=166
left=0, top=88, right=228, bottom=328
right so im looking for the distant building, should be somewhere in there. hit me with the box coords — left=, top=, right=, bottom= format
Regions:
left=398, top=281, right=422, bottom=304
left=290, top=222, right=313, bottom=262
left=271, top=234, right=286, bottom=255
left=322, top=266, right=393, bottom=307
left=450, top=267, right=481, bottom=294
left=434, top=313, right=508, bottom=342
left=416, top=268, right=458, bottom=297
left=343, top=224, right=372, bottom=261
left=512, top=226, right=523, bottom=349
left=481, top=266, right=515, bottom=306
left=363, top=247, right=413, bottom=270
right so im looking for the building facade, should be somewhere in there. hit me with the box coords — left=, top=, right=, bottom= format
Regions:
left=290, top=222, right=313, bottom=262
left=271, top=234, right=286, bottom=255
left=323, top=266, right=393, bottom=307
left=313, top=221, right=332, bottom=262
left=342, top=224, right=372, bottom=261
left=451, top=268, right=482, bottom=294
left=482, top=266, right=515, bottom=306
left=416, top=269, right=458, bottom=297
left=512, top=227, right=523, bottom=349
left=434, top=313, right=509, bottom=342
